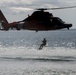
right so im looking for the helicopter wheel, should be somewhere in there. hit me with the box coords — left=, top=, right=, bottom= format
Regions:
left=67, top=27, right=69, bottom=30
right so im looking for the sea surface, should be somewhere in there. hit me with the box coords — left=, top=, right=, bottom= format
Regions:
left=0, top=29, right=76, bottom=75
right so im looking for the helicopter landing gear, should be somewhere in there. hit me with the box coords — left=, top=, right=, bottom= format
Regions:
left=67, top=27, right=69, bottom=30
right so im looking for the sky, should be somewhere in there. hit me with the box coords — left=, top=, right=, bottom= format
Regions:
left=0, top=0, right=76, bottom=28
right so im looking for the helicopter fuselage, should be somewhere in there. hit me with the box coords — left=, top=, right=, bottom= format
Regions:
left=0, top=10, right=72, bottom=31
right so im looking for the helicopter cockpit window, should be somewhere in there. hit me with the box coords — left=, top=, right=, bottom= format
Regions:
left=57, top=18, right=65, bottom=23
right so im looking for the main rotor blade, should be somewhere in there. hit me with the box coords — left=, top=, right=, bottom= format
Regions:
left=48, top=6, right=76, bottom=10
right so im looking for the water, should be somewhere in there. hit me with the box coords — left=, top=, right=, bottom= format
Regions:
left=0, top=29, right=76, bottom=75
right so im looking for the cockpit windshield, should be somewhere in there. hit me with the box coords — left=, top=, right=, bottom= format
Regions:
left=57, top=17, right=65, bottom=23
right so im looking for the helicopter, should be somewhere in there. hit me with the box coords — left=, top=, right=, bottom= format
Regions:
left=0, top=6, right=76, bottom=32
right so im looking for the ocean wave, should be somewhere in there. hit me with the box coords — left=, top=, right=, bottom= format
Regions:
left=1, top=56, right=76, bottom=62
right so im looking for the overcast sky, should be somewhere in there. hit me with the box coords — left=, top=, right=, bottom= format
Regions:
left=0, top=0, right=76, bottom=28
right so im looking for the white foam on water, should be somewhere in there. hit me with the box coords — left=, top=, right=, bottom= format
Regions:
left=0, top=46, right=76, bottom=57
left=0, top=30, right=76, bottom=75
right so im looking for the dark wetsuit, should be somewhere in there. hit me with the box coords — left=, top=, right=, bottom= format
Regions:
left=39, top=38, right=47, bottom=50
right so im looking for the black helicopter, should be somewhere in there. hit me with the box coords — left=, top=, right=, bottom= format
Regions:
left=0, top=6, right=75, bottom=31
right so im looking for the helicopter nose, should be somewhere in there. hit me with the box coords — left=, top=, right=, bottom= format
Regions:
left=69, top=24, right=72, bottom=27
left=66, top=24, right=72, bottom=30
